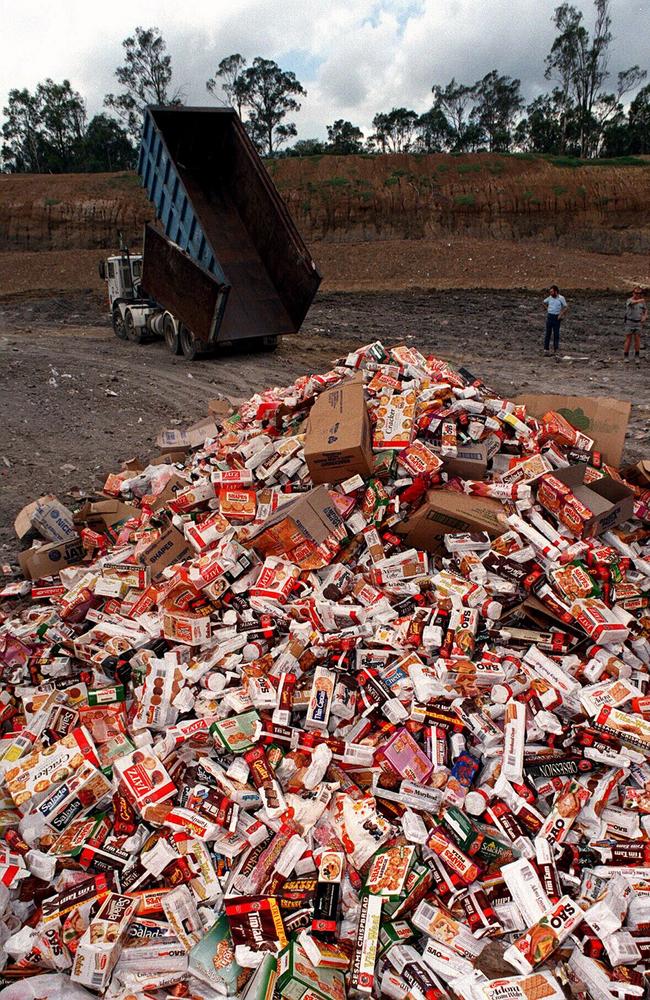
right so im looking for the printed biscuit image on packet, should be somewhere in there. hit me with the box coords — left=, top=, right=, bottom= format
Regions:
left=0, top=337, right=649, bottom=999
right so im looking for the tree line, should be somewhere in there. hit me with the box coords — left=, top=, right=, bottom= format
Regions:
left=2, top=1, right=649, bottom=173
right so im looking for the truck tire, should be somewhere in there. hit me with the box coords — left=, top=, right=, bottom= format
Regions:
left=124, top=308, right=145, bottom=344
left=164, top=315, right=181, bottom=355
left=180, top=326, right=200, bottom=360
left=259, top=335, right=279, bottom=352
left=112, top=306, right=128, bottom=340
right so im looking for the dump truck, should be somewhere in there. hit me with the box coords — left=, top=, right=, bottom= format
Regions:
left=99, top=106, right=321, bottom=359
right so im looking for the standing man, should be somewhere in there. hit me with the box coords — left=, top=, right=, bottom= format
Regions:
left=543, top=285, right=568, bottom=357
left=623, top=285, right=647, bottom=364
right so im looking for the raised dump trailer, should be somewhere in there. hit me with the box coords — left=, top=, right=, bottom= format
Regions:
left=102, top=106, right=321, bottom=359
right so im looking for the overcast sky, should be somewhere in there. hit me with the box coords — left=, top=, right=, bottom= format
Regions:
left=1, top=0, right=648, bottom=141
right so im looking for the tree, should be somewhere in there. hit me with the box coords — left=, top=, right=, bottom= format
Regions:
left=238, top=58, right=305, bottom=156
left=415, top=108, right=452, bottom=152
left=471, top=70, right=523, bottom=151
left=431, top=79, right=479, bottom=151
left=284, top=138, right=326, bottom=156
left=545, top=1, right=645, bottom=156
left=37, top=79, right=86, bottom=171
left=206, top=54, right=248, bottom=118
left=105, top=26, right=182, bottom=143
left=1, top=79, right=85, bottom=172
left=628, top=84, right=650, bottom=153
left=370, top=108, right=419, bottom=152
left=1, top=88, right=44, bottom=171
left=80, top=114, right=135, bottom=171
left=514, top=94, right=564, bottom=154
left=326, top=119, right=364, bottom=154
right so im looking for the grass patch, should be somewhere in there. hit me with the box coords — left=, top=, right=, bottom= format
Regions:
left=105, top=173, right=140, bottom=189
left=547, top=153, right=648, bottom=168
left=458, top=162, right=482, bottom=175
left=44, top=197, right=61, bottom=206
left=454, top=193, right=476, bottom=206
left=322, top=176, right=351, bottom=187
left=553, top=184, right=568, bottom=195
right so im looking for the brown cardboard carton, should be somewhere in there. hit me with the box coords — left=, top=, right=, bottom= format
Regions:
left=623, top=459, right=650, bottom=487
left=304, top=377, right=374, bottom=484
left=19, top=536, right=85, bottom=580
left=154, top=449, right=190, bottom=464
left=121, top=457, right=145, bottom=473
left=551, top=464, right=634, bottom=536
left=156, top=417, right=218, bottom=451
left=397, top=490, right=504, bottom=552
left=137, top=522, right=193, bottom=579
left=207, top=397, right=234, bottom=420
left=14, top=499, right=40, bottom=542
left=252, top=486, right=344, bottom=562
left=443, top=443, right=489, bottom=481
left=144, top=474, right=188, bottom=512
left=75, top=499, right=140, bottom=531
left=516, top=393, right=630, bottom=467
left=31, top=496, right=77, bottom=544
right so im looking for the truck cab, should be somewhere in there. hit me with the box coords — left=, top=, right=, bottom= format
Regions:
left=100, top=251, right=176, bottom=347
left=104, top=254, right=143, bottom=309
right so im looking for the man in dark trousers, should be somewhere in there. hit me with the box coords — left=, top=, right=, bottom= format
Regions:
left=543, top=285, right=568, bottom=357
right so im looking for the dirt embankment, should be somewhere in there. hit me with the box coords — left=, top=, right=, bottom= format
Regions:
left=2, top=154, right=650, bottom=256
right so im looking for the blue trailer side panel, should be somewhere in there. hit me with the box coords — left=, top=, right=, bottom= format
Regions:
left=137, top=111, right=228, bottom=285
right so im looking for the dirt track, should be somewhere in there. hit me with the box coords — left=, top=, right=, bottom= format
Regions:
left=0, top=289, right=646, bottom=561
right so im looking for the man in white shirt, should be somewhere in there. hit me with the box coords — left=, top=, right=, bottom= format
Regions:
left=543, top=285, right=568, bottom=356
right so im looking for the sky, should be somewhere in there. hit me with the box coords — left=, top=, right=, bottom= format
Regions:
left=0, top=0, right=648, bottom=142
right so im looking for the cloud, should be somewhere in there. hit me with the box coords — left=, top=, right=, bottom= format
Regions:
left=1, top=0, right=647, bottom=144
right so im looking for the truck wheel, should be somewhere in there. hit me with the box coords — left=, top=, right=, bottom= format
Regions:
left=258, top=335, right=279, bottom=352
left=164, top=315, right=181, bottom=355
left=112, top=306, right=128, bottom=340
left=124, top=308, right=144, bottom=344
left=180, top=326, right=199, bottom=360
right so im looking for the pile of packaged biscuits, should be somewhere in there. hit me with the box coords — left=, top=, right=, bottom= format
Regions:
left=0, top=341, right=649, bottom=1000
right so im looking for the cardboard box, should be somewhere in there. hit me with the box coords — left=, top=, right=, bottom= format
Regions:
left=156, top=417, right=218, bottom=451
left=19, top=536, right=85, bottom=580
left=154, top=449, right=190, bottom=464
left=14, top=495, right=76, bottom=544
left=31, top=496, right=77, bottom=543
left=304, top=377, right=373, bottom=484
left=14, top=499, right=39, bottom=542
left=137, top=522, right=193, bottom=579
left=142, top=474, right=188, bottom=512
left=623, top=459, right=650, bottom=487
left=397, top=490, right=504, bottom=553
left=251, top=486, right=344, bottom=564
left=75, top=499, right=140, bottom=532
left=442, top=443, right=489, bottom=481
left=207, top=397, right=234, bottom=421
left=549, top=464, right=634, bottom=536
left=516, top=393, right=630, bottom=467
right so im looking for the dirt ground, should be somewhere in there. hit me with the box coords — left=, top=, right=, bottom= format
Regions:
left=0, top=288, right=646, bottom=560
left=1, top=238, right=650, bottom=299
